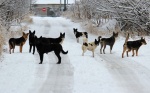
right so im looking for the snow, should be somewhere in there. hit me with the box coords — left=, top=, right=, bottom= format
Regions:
left=0, top=16, right=150, bottom=93
left=100, top=19, right=117, bottom=31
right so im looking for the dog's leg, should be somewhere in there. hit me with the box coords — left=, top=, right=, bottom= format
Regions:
left=33, top=45, right=35, bottom=54
left=12, top=46, right=15, bottom=53
left=39, top=53, right=44, bottom=64
left=82, top=47, right=87, bottom=56
left=136, top=49, right=138, bottom=56
left=76, top=38, right=79, bottom=43
left=92, top=50, right=94, bottom=57
left=12, top=48, right=14, bottom=53
left=132, top=49, right=135, bottom=57
left=29, top=44, right=32, bottom=53
left=20, top=45, right=23, bottom=53
left=103, top=44, right=106, bottom=54
left=126, top=51, right=129, bottom=57
left=127, top=48, right=131, bottom=57
left=100, top=44, right=103, bottom=54
left=10, top=44, right=15, bottom=53
left=110, top=45, right=113, bottom=54
left=9, top=45, right=12, bottom=54
left=9, top=49, right=11, bottom=54
left=122, top=47, right=126, bottom=58
left=54, top=51, right=61, bottom=64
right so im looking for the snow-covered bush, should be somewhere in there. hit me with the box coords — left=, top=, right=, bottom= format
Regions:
left=0, top=0, right=31, bottom=55
left=0, top=23, right=7, bottom=55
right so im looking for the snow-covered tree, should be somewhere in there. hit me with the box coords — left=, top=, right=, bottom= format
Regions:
left=0, top=0, right=31, bottom=31
left=68, top=0, right=150, bottom=34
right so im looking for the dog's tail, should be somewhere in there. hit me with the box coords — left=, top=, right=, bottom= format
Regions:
left=98, top=36, right=102, bottom=43
left=61, top=48, right=68, bottom=54
left=84, top=32, right=88, bottom=38
left=124, top=33, right=129, bottom=44
left=9, top=39, right=14, bottom=49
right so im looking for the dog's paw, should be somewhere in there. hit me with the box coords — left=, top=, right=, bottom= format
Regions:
left=39, top=62, right=42, bottom=64
left=56, top=62, right=61, bottom=64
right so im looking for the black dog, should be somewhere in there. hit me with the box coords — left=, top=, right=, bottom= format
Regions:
left=29, top=30, right=37, bottom=54
left=99, top=32, right=118, bottom=54
left=46, top=32, right=65, bottom=44
left=35, top=36, right=68, bottom=64
left=73, top=28, right=88, bottom=43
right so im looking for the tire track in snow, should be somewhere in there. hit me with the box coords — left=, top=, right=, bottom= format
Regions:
left=38, top=54, right=74, bottom=93
left=29, top=52, right=73, bottom=93
left=95, top=53, right=150, bottom=93
left=29, top=18, right=74, bottom=93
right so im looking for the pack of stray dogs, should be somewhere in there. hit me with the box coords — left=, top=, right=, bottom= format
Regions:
left=8, top=28, right=147, bottom=64
left=9, top=30, right=67, bottom=64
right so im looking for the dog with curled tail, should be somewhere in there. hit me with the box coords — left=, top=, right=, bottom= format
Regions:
left=122, top=33, right=147, bottom=58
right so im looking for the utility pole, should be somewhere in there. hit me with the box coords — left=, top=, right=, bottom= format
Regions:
left=63, top=0, right=66, bottom=11
left=60, top=0, right=62, bottom=11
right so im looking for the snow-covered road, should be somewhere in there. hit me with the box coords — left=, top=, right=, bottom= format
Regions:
left=0, top=17, right=150, bottom=93
left=95, top=53, right=150, bottom=93
left=29, top=53, right=73, bottom=93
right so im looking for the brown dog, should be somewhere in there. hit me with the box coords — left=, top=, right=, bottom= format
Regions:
left=9, top=32, right=29, bottom=54
left=122, top=33, right=147, bottom=58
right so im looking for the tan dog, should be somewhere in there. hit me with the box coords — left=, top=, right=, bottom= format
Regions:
left=122, top=33, right=147, bottom=58
left=82, top=39, right=99, bottom=57
left=9, top=32, right=29, bottom=54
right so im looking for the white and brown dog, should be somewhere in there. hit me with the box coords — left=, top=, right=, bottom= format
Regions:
left=82, top=39, right=99, bottom=57
left=73, top=28, right=88, bottom=43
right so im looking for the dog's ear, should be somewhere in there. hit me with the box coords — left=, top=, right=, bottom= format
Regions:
left=116, top=32, right=119, bottom=36
left=98, top=36, right=101, bottom=39
left=95, top=39, right=97, bottom=42
left=60, top=32, right=62, bottom=35
left=29, top=30, right=31, bottom=34
left=141, top=37, right=145, bottom=40
left=73, top=28, right=77, bottom=31
left=141, top=37, right=143, bottom=39
left=23, top=32, right=25, bottom=35
left=113, top=31, right=115, bottom=35
left=63, top=32, right=65, bottom=36
left=40, top=36, right=42, bottom=38
left=116, top=32, right=118, bottom=35
left=33, top=30, right=35, bottom=34
left=35, top=36, right=37, bottom=39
